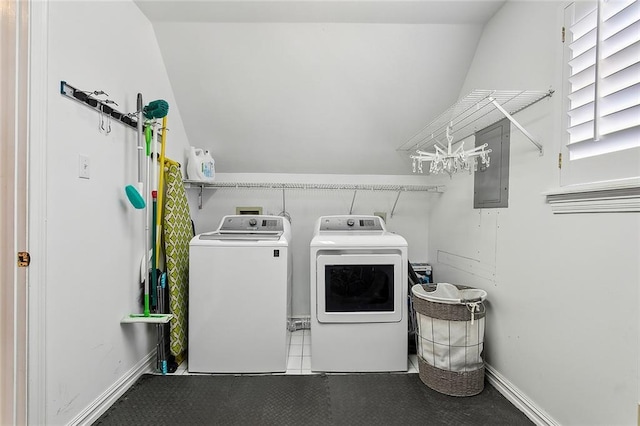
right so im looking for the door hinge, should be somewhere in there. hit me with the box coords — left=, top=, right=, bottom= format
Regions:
left=17, top=251, right=30, bottom=267
left=558, top=152, right=562, bottom=169
left=562, top=26, right=565, bottom=43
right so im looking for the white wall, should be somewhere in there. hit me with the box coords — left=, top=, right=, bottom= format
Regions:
left=152, top=21, right=484, bottom=175
left=428, top=2, right=639, bottom=425
left=39, top=1, right=190, bottom=424
left=187, top=172, right=439, bottom=316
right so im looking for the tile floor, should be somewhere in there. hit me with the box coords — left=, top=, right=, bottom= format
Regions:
left=285, top=329, right=313, bottom=374
left=174, top=329, right=419, bottom=375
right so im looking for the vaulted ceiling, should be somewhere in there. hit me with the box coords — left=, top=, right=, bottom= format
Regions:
left=135, top=1, right=505, bottom=175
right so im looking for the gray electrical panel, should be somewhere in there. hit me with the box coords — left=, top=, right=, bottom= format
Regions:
left=474, top=118, right=510, bottom=209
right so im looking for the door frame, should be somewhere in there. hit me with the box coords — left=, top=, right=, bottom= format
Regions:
left=27, top=0, right=49, bottom=424
left=0, top=0, right=30, bottom=424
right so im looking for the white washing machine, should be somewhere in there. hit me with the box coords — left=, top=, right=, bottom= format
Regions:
left=189, top=215, right=292, bottom=373
left=310, top=215, right=408, bottom=372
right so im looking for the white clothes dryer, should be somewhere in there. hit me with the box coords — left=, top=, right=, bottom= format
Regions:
left=189, top=215, right=292, bottom=373
left=310, top=215, right=408, bottom=372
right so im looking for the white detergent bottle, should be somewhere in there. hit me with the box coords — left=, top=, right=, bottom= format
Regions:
left=203, top=150, right=215, bottom=180
left=186, top=147, right=216, bottom=182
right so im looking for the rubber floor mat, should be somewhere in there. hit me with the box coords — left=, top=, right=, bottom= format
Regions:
left=327, top=374, right=531, bottom=425
left=93, top=374, right=532, bottom=426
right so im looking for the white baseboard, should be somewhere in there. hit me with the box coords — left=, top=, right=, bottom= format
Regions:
left=68, top=351, right=155, bottom=426
left=485, top=364, right=559, bottom=426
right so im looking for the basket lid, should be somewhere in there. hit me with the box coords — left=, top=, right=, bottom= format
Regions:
left=412, top=283, right=487, bottom=305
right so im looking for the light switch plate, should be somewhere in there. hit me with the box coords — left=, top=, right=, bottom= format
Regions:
left=79, top=155, right=90, bottom=179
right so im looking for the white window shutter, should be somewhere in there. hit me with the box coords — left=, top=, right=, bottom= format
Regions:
left=567, top=2, right=598, bottom=145
left=565, top=0, right=640, bottom=155
left=599, top=0, right=640, bottom=137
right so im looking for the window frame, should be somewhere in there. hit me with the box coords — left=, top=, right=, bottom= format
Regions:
left=553, top=0, right=640, bottom=213
left=560, top=0, right=640, bottom=188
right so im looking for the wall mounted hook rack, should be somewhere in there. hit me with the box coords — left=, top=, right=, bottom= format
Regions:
left=60, top=81, right=138, bottom=130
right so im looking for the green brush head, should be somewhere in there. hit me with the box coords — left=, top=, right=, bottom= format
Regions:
left=143, top=100, right=169, bottom=119
left=125, top=185, right=146, bottom=209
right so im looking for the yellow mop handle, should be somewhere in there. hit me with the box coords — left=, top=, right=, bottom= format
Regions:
left=155, top=116, right=168, bottom=268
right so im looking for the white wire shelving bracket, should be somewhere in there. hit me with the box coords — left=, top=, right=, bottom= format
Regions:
left=183, top=180, right=445, bottom=217
left=397, top=89, right=554, bottom=155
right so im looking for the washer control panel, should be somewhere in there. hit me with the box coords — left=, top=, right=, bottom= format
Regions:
left=219, top=215, right=283, bottom=231
left=319, top=216, right=384, bottom=231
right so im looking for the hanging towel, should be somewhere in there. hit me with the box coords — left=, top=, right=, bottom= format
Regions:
left=163, top=162, right=192, bottom=364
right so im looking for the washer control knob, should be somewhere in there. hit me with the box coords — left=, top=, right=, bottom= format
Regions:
left=249, top=218, right=258, bottom=227
left=347, top=218, right=355, bottom=227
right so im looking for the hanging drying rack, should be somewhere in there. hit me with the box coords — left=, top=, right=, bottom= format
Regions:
left=397, top=89, right=554, bottom=155
left=183, top=180, right=445, bottom=217
left=60, top=80, right=138, bottom=129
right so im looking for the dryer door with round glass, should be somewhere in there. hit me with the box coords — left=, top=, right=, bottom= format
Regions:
left=316, top=253, right=403, bottom=323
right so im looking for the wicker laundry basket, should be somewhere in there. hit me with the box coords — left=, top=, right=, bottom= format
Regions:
left=411, top=283, right=487, bottom=397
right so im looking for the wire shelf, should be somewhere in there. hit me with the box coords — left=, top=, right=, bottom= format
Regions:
left=184, top=180, right=444, bottom=192
left=397, top=89, right=554, bottom=152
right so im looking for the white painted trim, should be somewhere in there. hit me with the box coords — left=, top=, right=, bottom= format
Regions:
left=68, top=351, right=155, bottom=426
left=544, top=178, right=640, bottom=214
left=546, top=198, right=640, bottom=214
left=26, top=0, right=49, bottom=424
left=485, top=364, right=559, bottom=426
left=545, top=177, right=640, bottom=195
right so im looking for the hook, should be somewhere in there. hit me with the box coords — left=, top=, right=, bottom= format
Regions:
left=121, top=112, right=137, bottom=127
left=98, top=103, right=114, bottom=134
left=98, top=103, right=113, bottom=134
left=82, top=89, right=109, bottom=97
left=105, top=110, right=112, bottom=134
left=99, top=105, right=106, bottom=132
